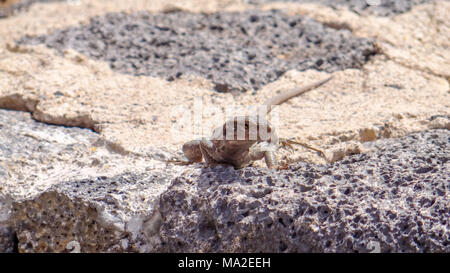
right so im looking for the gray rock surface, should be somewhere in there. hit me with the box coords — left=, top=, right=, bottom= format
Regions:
left=0, top=193, right=15, bottom=252
left=0, top=108, right=99, bottom=252
left=0, top=109, right=98, bottom=198
left=0, top=226, right=15, bottom=252
left=12, top=173, right=165, bottom=252
left=1, top=108, right=448, bottom=252
left=0, top=109, right=172, bottom=252
left=158, top=129, right=449, bottom=252
left=17, top=10, right=376, bottom=92
left=0, top=0, right=62, bottom=18
left=0, top=109, right=100, bottom=194
left=246, top=0, right=438, bottom=17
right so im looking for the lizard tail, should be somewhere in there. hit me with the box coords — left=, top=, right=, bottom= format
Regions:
left=263, top=75, right=333, bottom=113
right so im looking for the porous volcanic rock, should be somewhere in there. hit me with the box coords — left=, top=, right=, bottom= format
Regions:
left=18, top=10, right=377, bottom=92
left=11, top=172, right=166, bottom=253
left=2, top=119, right=448, bottom=252
left=0, top=109, right=173, bottom=252
left=158, top=129, right=449, bottom=252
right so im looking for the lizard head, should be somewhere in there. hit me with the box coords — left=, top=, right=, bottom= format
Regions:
left=211, top=115, right=276, bottom=149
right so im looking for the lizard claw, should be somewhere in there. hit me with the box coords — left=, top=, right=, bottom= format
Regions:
left=276, top=162, right=290, bottom=170
left=166, top=158, right=194, bottom=166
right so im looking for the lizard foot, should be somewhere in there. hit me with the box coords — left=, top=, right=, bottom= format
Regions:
left=166, top=157, right=195, bottom=166
left=276, top=161, right=290, bottom=170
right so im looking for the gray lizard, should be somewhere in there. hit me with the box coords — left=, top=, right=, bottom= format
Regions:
left=173, top=75, right=333, bottom=169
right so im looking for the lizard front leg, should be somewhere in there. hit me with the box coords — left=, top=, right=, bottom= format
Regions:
left=249, top=141, right=279, bottom=169
left=167, top=139, right=203, bottom=165
left=168, top=138, right=222, bottom=166
left=182, top=139, right=203, bottom=163
left=199, top=138, right=222, bottom=166
left=264, top=151, right=278, bottom=169
left=169, top=138, right=222, bottom=166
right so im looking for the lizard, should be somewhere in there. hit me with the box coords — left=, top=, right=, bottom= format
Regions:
left=172, top=75, right=333, bottom=169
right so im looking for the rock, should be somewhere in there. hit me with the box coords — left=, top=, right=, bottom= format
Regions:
left=2, top=109, right=448, bottom=252
left=0, top=109, right=99, bottom=197
left=1, top=3, right=447, bottom=154
left=0, top=193, right=15, bottom=252
left=158, top=129, right=449, bottom=252
left=17, top=10, right=376, bottom=92
left=0, top=0, right=448, bottom=253
left=0, top=0, right=61, bottom=18
left=0, top=109, right=173, bottom=252
left=12, top=173, right=165, bottom=252
left=246, top=0, right=437, bottom=17
left=0, top=226, right=15, bottom=252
